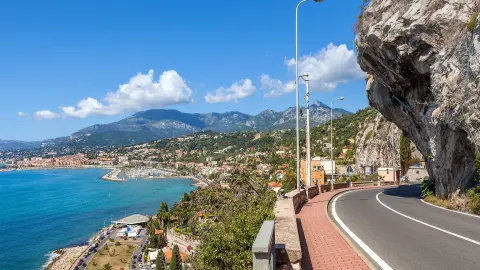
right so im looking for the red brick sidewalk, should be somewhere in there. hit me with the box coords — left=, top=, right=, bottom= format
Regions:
left=296, top=188, right=374, bottom=270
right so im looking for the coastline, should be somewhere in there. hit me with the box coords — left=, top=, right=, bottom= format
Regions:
left=44, top=246, right=86, bottom=270
left=13, top=165, right=116, bottom=171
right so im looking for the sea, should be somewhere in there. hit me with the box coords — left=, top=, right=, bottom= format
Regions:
left=0, top=168, right=196, bottom=270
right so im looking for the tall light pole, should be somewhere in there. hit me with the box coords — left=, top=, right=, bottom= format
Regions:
left=300, top=75, right=311, bottom=187
left=295, top=0, right=323, bottom=192
left=330, top=97, right=344, bottom=190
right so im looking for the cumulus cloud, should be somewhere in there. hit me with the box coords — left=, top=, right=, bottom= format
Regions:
left=17, top=112, right=26, bottom=117
left=286, top=43, right=366, bottom=90
left=34, top=110, right=59, bottom=120
left=263, top=43, right=365, bottom=97
left=204, top=79, right=256, bottom=103
left=260, top=74, right=296, bottom=97
left=60, top=69, right=192, bottom=118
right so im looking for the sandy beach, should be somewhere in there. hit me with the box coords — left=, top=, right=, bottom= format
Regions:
left=45, top=246, right=86, bottom=270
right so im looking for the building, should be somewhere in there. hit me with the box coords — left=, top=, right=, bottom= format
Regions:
left=300, top=158, right=326, bottom=186
left=377, top=167, right=401, bottom=182
left=342, top=145, right=353, bottom=154
left=268, top=182, right=283, bottom=193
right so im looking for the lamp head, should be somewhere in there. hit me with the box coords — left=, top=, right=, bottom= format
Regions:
left=313, top=0, right=324, bottom=2
left=337, top=97, right=345, bottom=100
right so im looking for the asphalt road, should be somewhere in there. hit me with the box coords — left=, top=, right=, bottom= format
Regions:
left=333, top=185, right=480, bottom=270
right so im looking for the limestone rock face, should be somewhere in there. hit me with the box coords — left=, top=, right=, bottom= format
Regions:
left=355, top=114, right=401, bottom=171
left=356, top=0, right=480, bottom=197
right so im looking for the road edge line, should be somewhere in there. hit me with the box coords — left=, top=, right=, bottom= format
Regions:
left=376, top=192, right=480, bottom=246
left=420, top=199, right=480, bottom=219
left=332, top=191, right=394, bottom=270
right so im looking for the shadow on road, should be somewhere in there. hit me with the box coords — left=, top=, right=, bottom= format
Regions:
left=382, top=184, right=422, bottom=199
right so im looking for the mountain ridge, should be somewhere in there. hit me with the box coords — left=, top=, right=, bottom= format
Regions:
left=0, top=101, right=352, bottom=150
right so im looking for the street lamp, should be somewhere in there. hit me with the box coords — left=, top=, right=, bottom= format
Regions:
left=300, top=75, right=311, bottom=188
left=295, top=0, right=322, bottom=192
left=330, top=97, right=344, bottom=190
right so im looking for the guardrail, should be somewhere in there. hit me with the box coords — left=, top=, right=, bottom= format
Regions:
left=252, top=220, right=275, bottom=270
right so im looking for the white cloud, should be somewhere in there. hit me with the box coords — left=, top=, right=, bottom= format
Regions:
left=260, top=74, right=296, bottom=97
left=34, top=110, right=59, bottom=120
left=286, top=43, right=366, bottom=91
left=17, top=112, right=26, bottom=117
left=263, top=43, right=366, bottom=97
left=204, top=79, right=256, bottom=103
left=60, top=69, right=192, bottom=118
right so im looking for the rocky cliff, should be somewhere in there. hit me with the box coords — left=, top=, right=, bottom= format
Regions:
left=355, top=114, right=401, bottom=171
left=356, top=0, right=480, bottom=197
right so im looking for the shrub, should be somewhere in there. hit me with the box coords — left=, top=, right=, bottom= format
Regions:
left=93, top=262, right=98, bottom=266
left=467, top=186, right=480, bottom=214
left=421, top=179, right=435, bottom=197
left=128, top=244, right=135, bottom=249
left=115, top=241, right=121, bottom=246
left=349, top=174, right=360, bottom=182
left=467, top=12, right=478, bottom=32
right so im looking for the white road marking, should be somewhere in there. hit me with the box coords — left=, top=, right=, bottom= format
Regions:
left=376, top=192, right=480, bottom=246
left=332, top=191, right=393, bottom=270
left=420, top=198, right=480, bottom=219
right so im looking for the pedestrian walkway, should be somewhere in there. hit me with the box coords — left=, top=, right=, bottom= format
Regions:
left=296, top=187, right=374, bottom=270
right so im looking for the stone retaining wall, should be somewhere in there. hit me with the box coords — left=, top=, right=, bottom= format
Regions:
left=307, top=186, right=319, bottom=199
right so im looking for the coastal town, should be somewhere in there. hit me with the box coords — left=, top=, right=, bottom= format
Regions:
left=1, top=109, right=430, bottom=270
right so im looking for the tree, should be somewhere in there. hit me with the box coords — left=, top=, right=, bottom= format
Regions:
left=157, top=233, right=166, bottom=249
left=158, top=202, right=170, bottom=228
left=156, top=249, right=166, bottom=270
left=400, top=135, right=412, bottom=175
left=195, top=192, right=276, bottom=269
left=169, top=245, right=182, bottom=270
left=102, top=263, right=113, bottom=270
left=280, top=171, right=297, bottom=193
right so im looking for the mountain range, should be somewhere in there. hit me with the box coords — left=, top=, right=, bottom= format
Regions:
left=0, top=101, right=351, bottom=150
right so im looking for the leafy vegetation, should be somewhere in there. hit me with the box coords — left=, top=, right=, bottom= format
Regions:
left=421, top=179, right=435, bottom=197
left=156, top=248, right=166, bottom=270
left=467, top=186, right=480, bottom=214
left=467, top=12, right=478, bottom=32
left=146, top=171, right=276, bottom=269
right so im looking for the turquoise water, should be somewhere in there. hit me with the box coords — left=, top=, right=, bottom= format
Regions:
left=0, top=169, right=195, bottom=270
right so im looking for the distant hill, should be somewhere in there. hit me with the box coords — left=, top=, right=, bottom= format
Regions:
left=0, top=140, right=41, bottom=151
left=0, top=101, right=351, bottom=150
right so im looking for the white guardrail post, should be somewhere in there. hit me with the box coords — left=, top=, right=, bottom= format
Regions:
left=252, top=220, right=275, bottom=270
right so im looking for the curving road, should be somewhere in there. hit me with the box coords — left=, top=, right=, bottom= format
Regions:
left=332, top=185, right=480, bottom=270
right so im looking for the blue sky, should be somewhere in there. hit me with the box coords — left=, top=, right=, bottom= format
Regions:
left=0, top=0, right=367, bottom=141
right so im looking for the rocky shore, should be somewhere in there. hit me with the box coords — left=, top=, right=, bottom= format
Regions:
left=45, top=246, right=86, bottom=270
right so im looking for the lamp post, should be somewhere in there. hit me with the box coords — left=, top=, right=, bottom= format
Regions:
left=330, top=97, right=344, bottom=190
left=300, top=75, right=311, bottom=187
left=295, top=0, right=323, bottom=192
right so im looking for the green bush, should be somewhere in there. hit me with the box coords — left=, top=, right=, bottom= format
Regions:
left=421, top=179, right=435, bottom=197
left=467, top=12, right=478, bottom=32
left=467, top=186, right=480, bottom=214
left=115, top=241, right=121, bottom=246
left=349, top=174, right=360, bottom=182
